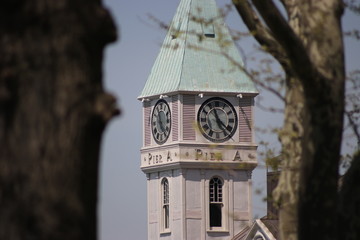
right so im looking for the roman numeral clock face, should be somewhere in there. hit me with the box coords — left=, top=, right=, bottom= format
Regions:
left=151, top=100, right=171, bottom=144
left=197, top=97, right=238, bottom=142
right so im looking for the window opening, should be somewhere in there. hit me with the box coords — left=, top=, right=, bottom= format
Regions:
left=209, top=177, right=223, bottom=227
left=162, top=178, right=170, bottom=230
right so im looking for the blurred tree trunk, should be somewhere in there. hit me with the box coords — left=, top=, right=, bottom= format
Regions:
left=0, top=1, right=119, bottom=239
left=232, top=0, right=355, bottom=239
left=274, top=76, right=303, bottom=240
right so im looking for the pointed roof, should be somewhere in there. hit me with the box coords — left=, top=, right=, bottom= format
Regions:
left=232, top=218, right=279, bottom=240
left=138, top=0, right=258, bottom=99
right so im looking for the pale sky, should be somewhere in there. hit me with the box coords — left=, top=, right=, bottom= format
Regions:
left=99, top=0, right=359, bottom=239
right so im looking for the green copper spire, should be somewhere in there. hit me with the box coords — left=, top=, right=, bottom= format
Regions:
left=138, top=0, right=258, bottom=99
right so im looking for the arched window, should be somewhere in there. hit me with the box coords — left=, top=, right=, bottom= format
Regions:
left=209, top=177, right=223, bottom=228
left=162, top=178, right=170, bottom=230
left=254, top=232, right=265, bottom=240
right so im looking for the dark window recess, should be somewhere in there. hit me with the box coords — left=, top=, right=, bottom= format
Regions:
left=210, top=203, right=222, bottom=227
left=209, top=177, right=223, bottom=227
left=162, top=178, right=170, bottom=229
left=205, top=33, right=215, bottom=38
left=164, top=205, right=169, bottom=229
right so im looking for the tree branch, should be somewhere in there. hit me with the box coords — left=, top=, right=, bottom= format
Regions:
left=346, top=110, right=360, bottom=144
left=232, top=0, right=290, bottom=71
left=338, top=150, right=360, bottom=239
left=251, top=0, right=316, bottom=82
left=278, top=0, right=293, bottom=18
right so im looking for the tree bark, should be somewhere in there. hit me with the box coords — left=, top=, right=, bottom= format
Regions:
left=293, top=2, right=345, bottom=239
left=273, top=76, right=303, bottom=240
left=234, top=0, right=346, bottom=239
left=0, top=1, right=119, bottom=239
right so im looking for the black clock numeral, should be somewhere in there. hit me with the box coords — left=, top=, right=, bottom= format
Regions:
left=214, top=101, right=219, bottom=107
left=226, top=125, right=233, bottom=132
left=208, top=130, right=214, bottom=137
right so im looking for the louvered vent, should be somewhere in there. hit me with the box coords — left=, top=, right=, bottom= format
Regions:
left=143, top=102, right=151, bottom=146
left=239, top=98, right=253, bottom=142
left=183, top=95, right=195, bottom=141
left=172, top=95, right=179, bottom=141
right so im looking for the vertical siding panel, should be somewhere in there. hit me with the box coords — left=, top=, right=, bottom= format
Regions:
left=172, top=95, right=179, bottom=141
left=144, top=101, right=152, bottom=146
left=239, top=98, right=253, bottom=143
left=183, top=95, right=195, bottom=141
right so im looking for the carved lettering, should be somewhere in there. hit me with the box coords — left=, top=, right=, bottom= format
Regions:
left=155, top=155, right=162, bottom=164
left=214, top=152, right=223, bottom=160
left=146, top=153, right=165, bottom=165
left=167, top=151, right=172, bottom=162
left=233, top=151, right=241, bottom=161
left=194, top=149, right=224, bottom=161
left=148, top=153, right=152, bottom=165
left=195, top=149, right=203, bottom=160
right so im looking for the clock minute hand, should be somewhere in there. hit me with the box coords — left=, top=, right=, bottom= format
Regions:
left=213, top=109, right=235, bottom=141
left=213, top=109, right=226, bottom=132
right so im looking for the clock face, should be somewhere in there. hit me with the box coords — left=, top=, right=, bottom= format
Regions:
left=197, top=97, right=238, bottom=142
left=151, top=100, right=171, bottom=144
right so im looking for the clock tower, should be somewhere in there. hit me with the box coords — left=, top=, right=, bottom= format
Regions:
left=138, top=0, right=258, bottom=239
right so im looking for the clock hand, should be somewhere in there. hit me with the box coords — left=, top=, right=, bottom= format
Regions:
left=213, top=109, right=226, bottom=132
left=207, top=113, right=214, bottom=130
left=213, top=109, right=235, bottom=141
left=158, top=114, right=166, bottom=132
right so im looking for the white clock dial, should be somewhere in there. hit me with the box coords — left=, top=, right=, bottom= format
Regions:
left=151, top=100, right=171, bottom=144
left=197, top=97, right=237, bottom=142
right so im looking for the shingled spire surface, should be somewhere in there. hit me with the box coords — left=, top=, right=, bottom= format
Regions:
left=139, top=0, right=257, bottom=99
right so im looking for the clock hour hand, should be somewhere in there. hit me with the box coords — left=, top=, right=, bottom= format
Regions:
left=213, top=109, right=235, bottom=141
left=158, top=114, right=166, bottom=132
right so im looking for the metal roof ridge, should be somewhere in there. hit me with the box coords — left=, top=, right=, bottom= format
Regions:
left=176, top=0, right=193, bottom=92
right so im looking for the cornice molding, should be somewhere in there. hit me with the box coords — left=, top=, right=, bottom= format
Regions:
left=141, top=161, right=257, bottom=174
